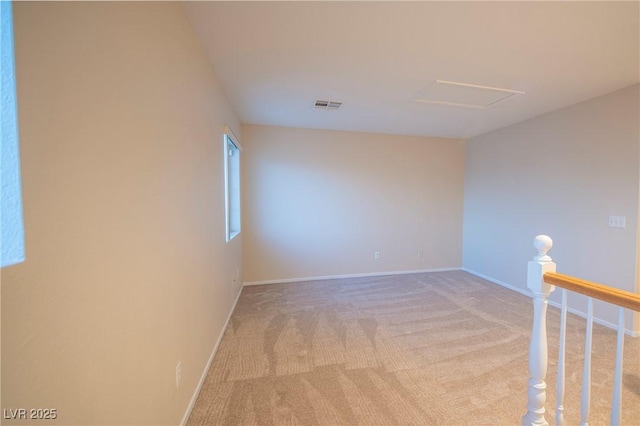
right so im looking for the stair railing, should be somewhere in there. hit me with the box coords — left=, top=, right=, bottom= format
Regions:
left=522, top=235, right=640, bottom=426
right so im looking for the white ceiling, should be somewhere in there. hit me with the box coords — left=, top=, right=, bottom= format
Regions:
left=183, top=1, right=639, bottom=140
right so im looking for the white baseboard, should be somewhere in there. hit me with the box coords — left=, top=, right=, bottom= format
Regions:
left=461, top=268, right=532, bottom=298
left=243, top=267, right=462, bottom=286
left=462, top=268, right=639, bottom=337
left=180, top=284, right=244, bottom=426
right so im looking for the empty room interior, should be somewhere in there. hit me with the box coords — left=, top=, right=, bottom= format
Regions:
left=1, top=1, right=639, bottom=425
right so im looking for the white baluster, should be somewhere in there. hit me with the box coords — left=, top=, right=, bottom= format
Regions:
left=580, top=297, right=594, bottom=426
left=610, top=307, right=625, bottom=426
left=522, top=235, right=556, bottom=426
left=556, top=289, right=568, bottom=426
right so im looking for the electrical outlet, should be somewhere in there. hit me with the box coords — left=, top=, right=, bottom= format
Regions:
left=232, top=267, right=241, bottom=287
left=374, top=251, right=380, bottom=260
left=418, top=249, right=424, bottom=258
left=176, top=361, right=182, bottom=389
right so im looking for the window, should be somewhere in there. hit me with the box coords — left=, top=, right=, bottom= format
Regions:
left=224, top=131, right=241, bottom=241
left=1, top=1, right=25, bottom=267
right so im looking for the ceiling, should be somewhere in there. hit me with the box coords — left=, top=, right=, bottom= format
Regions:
left=182, top=1, right=639, bottom=140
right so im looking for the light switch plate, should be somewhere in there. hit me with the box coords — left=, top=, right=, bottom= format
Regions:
left=608, top=216, right=626, bottom=228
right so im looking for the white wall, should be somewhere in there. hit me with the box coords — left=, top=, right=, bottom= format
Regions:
left=463, top=85, right=640, bottom=332
left=2, top=2, right=242, bottom=424
left=242, top=125, right=465, bottom=283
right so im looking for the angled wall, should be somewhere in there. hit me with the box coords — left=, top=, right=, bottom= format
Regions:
left=2, top=2, right=242, bottom=424
left=463, top=85, right=640, bottom=332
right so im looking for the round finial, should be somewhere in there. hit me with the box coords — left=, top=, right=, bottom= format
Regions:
left=533, top=235, right=553, bottom=261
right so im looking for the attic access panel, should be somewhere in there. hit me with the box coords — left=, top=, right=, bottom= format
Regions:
left=411, top=80, right=525, bottom=109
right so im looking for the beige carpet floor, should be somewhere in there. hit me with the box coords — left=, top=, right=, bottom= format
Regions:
left=187, top=270, right=640, bottom=425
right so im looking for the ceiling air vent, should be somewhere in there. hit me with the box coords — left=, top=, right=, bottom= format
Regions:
left=410, top=80, right=525, bottom=109
left=315, top=100, right=342, bottom=110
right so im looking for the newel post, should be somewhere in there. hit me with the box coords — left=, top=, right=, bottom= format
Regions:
left=522, top=235, right=556, bottom=426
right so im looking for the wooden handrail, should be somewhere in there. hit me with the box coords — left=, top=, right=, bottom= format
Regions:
left=544, top=272, right=640, bottom=312
left=524, top=235, right=636, bottom=426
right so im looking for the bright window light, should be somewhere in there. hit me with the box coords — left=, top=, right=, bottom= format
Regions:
left=1, top=1, right=25, bottom=267
left=224, top=132, right=241, bottom=242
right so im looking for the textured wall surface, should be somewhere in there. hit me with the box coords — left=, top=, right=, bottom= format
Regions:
left=3, top=2, right=242, bottom=424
